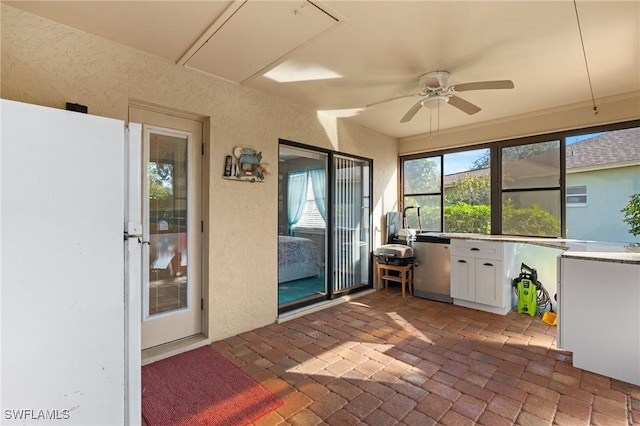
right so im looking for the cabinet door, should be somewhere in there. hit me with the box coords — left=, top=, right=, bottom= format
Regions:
left=475, top=259, right=502, bottom=307
left=451, top=256, right=475, bottom=301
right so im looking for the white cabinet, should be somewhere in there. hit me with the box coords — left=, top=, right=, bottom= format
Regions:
left=558, top=256, right=640, bottom=386
left=450, top=240, right=515, bottom=315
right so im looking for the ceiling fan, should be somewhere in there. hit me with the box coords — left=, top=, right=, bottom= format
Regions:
left=367, top=71, right=514, bottom=123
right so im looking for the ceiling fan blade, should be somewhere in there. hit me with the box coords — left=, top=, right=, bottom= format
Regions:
left=453, top=80, right=514, bottom=92
left=366, top=93, right=419, bottom=107
left=400, top=101, right=424, bottom=123
left=447, top=95, right=481, bottom=115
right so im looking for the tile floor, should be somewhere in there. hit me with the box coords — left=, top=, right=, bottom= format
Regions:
left=209, top=288, right=639, bottom=426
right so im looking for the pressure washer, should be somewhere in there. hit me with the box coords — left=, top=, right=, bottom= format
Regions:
left=512, top=263, right=553, bottom=318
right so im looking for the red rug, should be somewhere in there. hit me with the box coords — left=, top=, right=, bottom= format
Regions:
left=142, top=346, right=283, bottom=426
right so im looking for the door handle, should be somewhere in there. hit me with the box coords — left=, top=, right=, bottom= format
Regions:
left=123, top=231, right=139, bottom=241
left=124, top=231, right=149, bottom=245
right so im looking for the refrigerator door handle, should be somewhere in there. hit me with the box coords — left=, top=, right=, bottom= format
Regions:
left=124, top=223, right=149, bottom=244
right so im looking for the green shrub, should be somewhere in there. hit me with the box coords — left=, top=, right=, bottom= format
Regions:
left=621, top=193, right=640, bottom=236
left=444, top=203, right=490, bottom=234
left=502, top=201, right=560, bottom=237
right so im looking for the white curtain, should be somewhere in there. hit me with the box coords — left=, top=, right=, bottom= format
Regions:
left=287, top=170, right=308, bottom=234
left=309, top=168, right=326, bottom=221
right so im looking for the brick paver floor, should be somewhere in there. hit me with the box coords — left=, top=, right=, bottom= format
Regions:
left=209, top=289, right=639, bottom=425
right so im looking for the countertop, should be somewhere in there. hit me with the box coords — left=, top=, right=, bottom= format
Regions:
left=419, top=232, right=640, bottom=265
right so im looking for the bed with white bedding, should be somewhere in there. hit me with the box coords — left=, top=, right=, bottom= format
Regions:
left=278, top=235, right=321, bottom=283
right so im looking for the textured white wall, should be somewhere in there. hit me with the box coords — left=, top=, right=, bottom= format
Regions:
left=1, top=5, right=399, bottom=341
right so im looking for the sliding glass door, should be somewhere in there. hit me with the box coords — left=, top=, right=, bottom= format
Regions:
left=278, top=141, right=372, bottom=313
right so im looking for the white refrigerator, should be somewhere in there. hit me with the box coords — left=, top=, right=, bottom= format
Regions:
left=1, top=99, right=141, bottom=425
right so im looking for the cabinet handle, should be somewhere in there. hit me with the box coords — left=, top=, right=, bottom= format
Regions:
left=483, top=262, right=494, bottom=267
left=471, top=248, right=480, bottom=251
left=457, top=260, right=467, bottom=264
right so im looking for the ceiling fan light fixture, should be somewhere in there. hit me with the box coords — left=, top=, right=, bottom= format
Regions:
left=421, top=95, right=449, bottom=109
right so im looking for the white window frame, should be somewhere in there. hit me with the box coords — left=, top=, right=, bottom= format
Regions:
left=566, top=185, right=587, bottom=207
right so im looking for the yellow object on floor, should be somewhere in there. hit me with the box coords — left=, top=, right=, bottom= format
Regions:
left=542, top=311, right=557, bottom=326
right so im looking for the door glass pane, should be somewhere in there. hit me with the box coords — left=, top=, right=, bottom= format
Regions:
left=278, top=145, right=328, bottom=309
left=147, top=133, right=189, bottom=316
left=444, top=148, right=491, bottom=234
left=502, top=190, right=561, bottom=237
left=502, top=141, right=560, bottom=189
left=334, top=155, right=371, bottom=294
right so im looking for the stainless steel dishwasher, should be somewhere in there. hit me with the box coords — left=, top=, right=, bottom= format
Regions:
left=413, top=233, right=452, bottom=303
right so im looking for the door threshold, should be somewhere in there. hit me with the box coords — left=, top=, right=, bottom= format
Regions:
left=141, top=334, right=210, bottom=366
left=277, top=289, right=376, bottom=323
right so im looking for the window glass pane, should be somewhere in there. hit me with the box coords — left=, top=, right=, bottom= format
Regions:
left=502, top=190, right=561, bottom=237
left=566, top=128, right=640, bottom=243
left=502, top=141, right=560, bottom=189
left=566, top=185, right=586, bottom=195
left=444, top=149, right=491, bottom=234
left=566, top=185, right=587, bottom=206
left=403, top=157, right=441, bottom=194
left=567, top=195, right=587, bottom=204
left=403, top=195, right=441, bottom=231
left=294, top=176, right=326, bottom=229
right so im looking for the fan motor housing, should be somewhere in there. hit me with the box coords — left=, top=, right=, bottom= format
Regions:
left=419, top=71, right=451, bottom=91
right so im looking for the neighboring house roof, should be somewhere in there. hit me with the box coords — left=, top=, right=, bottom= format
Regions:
left=445, top=168, right=488, bottom=186
left=566, top=127, right=640, bottom=170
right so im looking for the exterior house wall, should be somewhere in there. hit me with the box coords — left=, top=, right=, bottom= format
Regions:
left=0, top=5, right=399, bottom=341
left=566, top=165, right=640, bottom=243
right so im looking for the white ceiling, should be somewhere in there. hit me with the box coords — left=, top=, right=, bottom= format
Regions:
left=6, top=0, right=640, bottom=139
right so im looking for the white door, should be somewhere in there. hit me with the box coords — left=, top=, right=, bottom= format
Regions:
left=129, top=107, right=203, bottom=350
left=1, top=99, right=139, bottom=425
